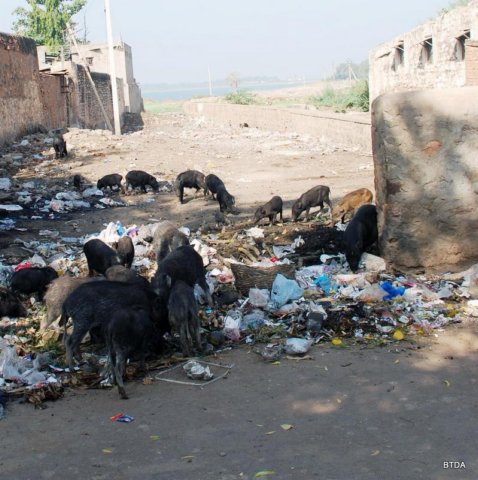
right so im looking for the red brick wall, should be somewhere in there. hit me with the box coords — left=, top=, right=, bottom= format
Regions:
left=465, top=41, right=478, bottom=85
left=0, top=32, right=67, bottom=145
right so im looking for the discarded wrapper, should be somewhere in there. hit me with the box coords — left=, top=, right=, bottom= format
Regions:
left=110, top=413, right=135, bottom=423
left=183, top=360, right=214, bottom=381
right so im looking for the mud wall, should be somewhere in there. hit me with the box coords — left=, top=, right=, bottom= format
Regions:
left=183, top=101, right=371, bottom=154
left=372, top=86, right=478, bottom=272
left=0, top=32, right=66, bottom=145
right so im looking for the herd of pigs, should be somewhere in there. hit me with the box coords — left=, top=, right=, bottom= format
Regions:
left=1, top=143, right=379, bottom=399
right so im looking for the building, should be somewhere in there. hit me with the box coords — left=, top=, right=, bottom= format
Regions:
left=69, top=41, right=142, bottom=115
left=369, top=0, right=478, bottom=102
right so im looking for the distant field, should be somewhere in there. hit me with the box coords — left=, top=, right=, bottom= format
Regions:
left=143, top=99, right=184, bottom=113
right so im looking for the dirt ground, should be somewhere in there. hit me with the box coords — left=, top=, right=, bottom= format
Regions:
left=2, top=111, right=478, bottom=479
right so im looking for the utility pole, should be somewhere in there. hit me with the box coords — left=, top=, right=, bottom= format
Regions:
left=104, top=0, right=121, bottom=135
left=208, top=65, right=213, bottom=96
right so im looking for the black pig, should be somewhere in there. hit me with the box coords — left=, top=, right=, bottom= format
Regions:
left=254, top=196, right=283, bottom=225
left=10, top=267, right=58, bottom=297
left=168, top=280, right=202, bottom=357
left=53, top=132, right=67, bottom=159
left=0, top=287, right=27, bottom=318
left=174, top=170, right=206, bottom=203
left=97, top=173, right=123, bottom=192
left=61, top=280, right=160, bottom=368
left=72, top=174, right=84, bottom=190
left=205, top=174, right=225, bottom=200
left=113, top=236, right=134, bottom=269
left=291, top=185, right=332, bottom=222
left=343, top=204, right=378, bottom=272
left=216, top=184, right=235, bottom=213
left=106, top=309, right=154, bottom=399
left=125, top=170, right=159, bottom=192
left=83, top=238, right=121, bottom=276
left=152, top=245, right=212, bottom=305
left=105, top=265, right=150, bottom=289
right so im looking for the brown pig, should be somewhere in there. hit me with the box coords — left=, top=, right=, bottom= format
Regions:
left=333, top=188, right=373, bottom=224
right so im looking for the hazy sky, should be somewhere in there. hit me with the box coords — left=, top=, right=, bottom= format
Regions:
left=1, top=0, right=452, bottom=84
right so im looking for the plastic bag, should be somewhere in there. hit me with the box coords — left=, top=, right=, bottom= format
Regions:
left=313, top=275, right=332, bottom=295
left=284, top=338, right=313, bottom=355
left=380, top=281, right=405, bottom=300
left=249, top=288, right=270, bottom=307
left=270, top=274, right=303, bottom=308
left=0, top=340, right=25, bottom=380
left=223, top=310, right=242, bottom=341
left=356, top=283, right=388, bottom=302
left=242, top=310, right=266, bottom=330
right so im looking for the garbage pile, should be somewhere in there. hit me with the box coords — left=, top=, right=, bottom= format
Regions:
left=1, top=216, right=478, bottom=409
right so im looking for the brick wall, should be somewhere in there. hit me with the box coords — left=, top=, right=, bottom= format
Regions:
left=465, top=40, right=478, bottom=85
left=0, top=32, right=66, bottom=145
left=68, top=63, right=124, bottom=130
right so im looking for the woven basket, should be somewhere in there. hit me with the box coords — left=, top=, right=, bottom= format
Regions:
left=231, top=263, right=296, bottom=295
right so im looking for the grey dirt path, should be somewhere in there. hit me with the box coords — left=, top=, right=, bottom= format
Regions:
left=2, top=324, right=478, bottom=480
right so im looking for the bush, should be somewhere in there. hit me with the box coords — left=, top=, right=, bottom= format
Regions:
left=309, top=81, right=369, bottom=112
left=224, top=90, right=256, bottom=105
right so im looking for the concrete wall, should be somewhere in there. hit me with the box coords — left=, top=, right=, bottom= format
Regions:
left=0, top=32, right=67, bottom=145
left=369, top=0, right=478, bottom=102
left=183, top=101, right=371, bottom=153
left=372, top=86, right=478, bottom=272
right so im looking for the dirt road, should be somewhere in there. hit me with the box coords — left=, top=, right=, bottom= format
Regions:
left=2, top=112, right=478, bottom=480
left=2, top=324, right=478, bottom=480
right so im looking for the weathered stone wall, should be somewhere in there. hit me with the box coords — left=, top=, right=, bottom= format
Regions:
left=0, top=32, right=66, bottom=145
left=372, top=87, right=478, bottom=272
left=184, top=101, right=371, bottom=153
left=369, top=0, right=478, bottom=102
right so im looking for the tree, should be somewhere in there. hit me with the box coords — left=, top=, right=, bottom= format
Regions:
left=330, top=60, right=369, bottom=81
left=12, top=0, right=87, bottom=50
left=438, top=0, right=470, bottom=14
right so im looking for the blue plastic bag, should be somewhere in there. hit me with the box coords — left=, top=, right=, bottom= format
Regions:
left=380, top=281, right=405, bottom=301
left=270, top=274, right=303, bottom=308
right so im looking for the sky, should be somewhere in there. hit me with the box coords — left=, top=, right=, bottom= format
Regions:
left=0, top=0, right=453, bottom=85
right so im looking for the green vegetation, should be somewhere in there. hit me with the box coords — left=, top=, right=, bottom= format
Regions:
left=309, top=80, right=370, bottom=112
left=224, top=90, right=257, bottom=105
left=438, top=0, right=470, bottom=14
left=12, top=0, right=86, bottom=51
left=143, top=99, right=183, bottom=114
